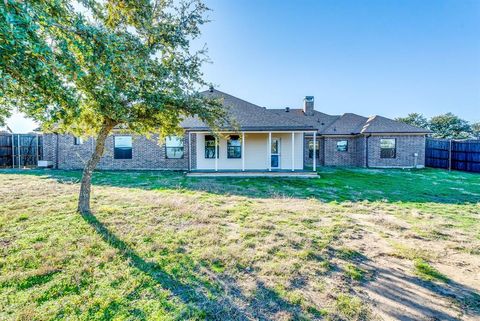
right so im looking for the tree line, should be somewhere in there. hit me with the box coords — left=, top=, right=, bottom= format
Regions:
left=395, top=113, right=480, bottom=139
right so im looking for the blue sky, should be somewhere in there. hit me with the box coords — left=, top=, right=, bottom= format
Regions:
left=7, top=0, right=480, bottom=132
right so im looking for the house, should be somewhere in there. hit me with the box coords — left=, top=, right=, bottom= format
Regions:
left=41, top=89, right=429, bottom=171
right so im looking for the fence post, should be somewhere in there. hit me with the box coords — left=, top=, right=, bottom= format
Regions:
left=448, top=139, right=452, bottom=171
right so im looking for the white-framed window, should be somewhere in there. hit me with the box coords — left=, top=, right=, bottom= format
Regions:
left=74, top=137, right=83, bottom=145
left=336, top=140, right=348, bottom=152
left=114, top=136, right=132, bottom=159
left=380, top=138, right=396, bottom=158
left=204, top=135, right=217, bottom=159
left=227, top=135, right=241, bottom=158
left=165, top=136, right=184, bottom=159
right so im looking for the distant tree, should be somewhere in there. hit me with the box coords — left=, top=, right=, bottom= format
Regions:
left=471, top=122, right=480, bottom=139
left=0, top=0, right=228, bottom=214
left=395, top=113, right=429, bottom=129
left=429, top=113, right=471, bottom=139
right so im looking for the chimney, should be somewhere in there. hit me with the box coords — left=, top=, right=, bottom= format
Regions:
left=209, top=85, right=214, bottom=92
left=303, top=96, right=314, bottom=116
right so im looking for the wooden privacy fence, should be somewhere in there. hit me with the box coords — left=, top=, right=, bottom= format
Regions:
left=0, top=133, right=43, bottom=168
left=425, top=138, right=480, bottom=173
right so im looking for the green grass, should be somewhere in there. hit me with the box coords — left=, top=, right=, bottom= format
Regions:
left=0, top=167, right=479, bottom=320
left=413, top=259, right=450, bottom=283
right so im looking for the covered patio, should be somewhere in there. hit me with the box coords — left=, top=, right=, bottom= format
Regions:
left=188, top=131, right=318, bottom=172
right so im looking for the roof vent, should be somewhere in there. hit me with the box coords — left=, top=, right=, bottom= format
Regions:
left=285, top=107, right=290, bottom=112
left=209, top=85, right=214, bottom=92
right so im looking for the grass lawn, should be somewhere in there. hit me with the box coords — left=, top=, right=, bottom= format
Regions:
left=0, top=167, right=479, bottom=320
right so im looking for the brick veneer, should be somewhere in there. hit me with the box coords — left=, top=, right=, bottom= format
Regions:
left=43, top=132, right=426, bottom=170
left=324, top=137, right=359, bottom=166
left=44, top=133, right=190, bottom=170
left=366, top=134, right=426, bottom=168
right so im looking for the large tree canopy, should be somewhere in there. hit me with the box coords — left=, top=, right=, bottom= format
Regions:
left=429, top=113, right=472, bottom=139
left=1, top=0, right=228, bottom=213
left=395, top=113, right=429, bottom=130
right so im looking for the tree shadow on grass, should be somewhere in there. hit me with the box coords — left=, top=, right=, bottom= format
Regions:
left=2, top=167, right=480, bottom=205
left=79, top=209, right=306, bottom=320
left=358, top=260, right=480, bottom=321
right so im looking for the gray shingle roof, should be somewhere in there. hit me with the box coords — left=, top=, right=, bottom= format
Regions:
left=270, top=109, right=340, bottom=133
left=359, top=115, right=431, bottom=134
left=321, top=113, right=368, bottom=135
left=181, top=89, right=430, bottom=135
left=181, top=89, right=316, bottom=131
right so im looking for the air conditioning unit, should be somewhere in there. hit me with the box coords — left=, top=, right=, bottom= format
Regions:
left=38, top=160, right=53, bottom=168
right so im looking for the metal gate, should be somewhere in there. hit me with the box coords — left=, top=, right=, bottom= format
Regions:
left=0, top=133, right=43, bottom=168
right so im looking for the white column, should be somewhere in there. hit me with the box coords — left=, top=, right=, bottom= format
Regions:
left=188, top=132, right=191, bottom=171
left=214, top=135, right=218, bottom=172
left=268, top=132, right=272, bottom=171
left=313, top=131, right=316, bottom=172
left=242, top=132, right=245, bottom=171
left=291, top=132, right=295, bottom=171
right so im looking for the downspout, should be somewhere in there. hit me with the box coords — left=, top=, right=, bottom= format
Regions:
left=365, top=134, right=371, bottom=168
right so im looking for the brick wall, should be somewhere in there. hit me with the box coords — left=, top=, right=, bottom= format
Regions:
left=366, top=135, right=426, bottom=168
left=324, top=137, right=358, bottom=166
left=46, top=133, right=190, bottom=170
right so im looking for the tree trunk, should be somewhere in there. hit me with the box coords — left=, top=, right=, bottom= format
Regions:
left=77, top=120, right=116, bottom=214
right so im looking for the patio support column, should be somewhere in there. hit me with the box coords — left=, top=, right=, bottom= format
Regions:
left=214, top=135, right=218, bottom=172
left=242, top=132, right=245, bottom=171
left=291, top=132, right=295, bottom=172
left=268, top=132, right=272, bottom=171
left=313, top=131, right=316, bottom=172
left=188, top=132, right=191, bottom=171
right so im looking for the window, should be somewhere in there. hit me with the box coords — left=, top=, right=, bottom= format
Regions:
left=336, top=140, right=348, bottom=152
left=114, top=136, right=132, bottom=159
left=227, top=135, right=241, bottom=158
left=380, top=138, right=396, bottom=158
left=308, top=140, right=319, bottom=159
left=205, top=135, right=218, bottom=159
left=165, top=136, right=184, bottom=159
left=74, top=137, right=83, bottom=145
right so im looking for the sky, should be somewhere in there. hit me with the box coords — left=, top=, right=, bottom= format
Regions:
left=7, top=0, right=480, bottom=132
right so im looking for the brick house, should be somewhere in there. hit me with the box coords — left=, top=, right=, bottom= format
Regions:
left=42, top=89, right=429, bottom=171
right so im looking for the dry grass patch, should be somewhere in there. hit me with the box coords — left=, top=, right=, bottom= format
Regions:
left=1, top=168, right=479, bottom=321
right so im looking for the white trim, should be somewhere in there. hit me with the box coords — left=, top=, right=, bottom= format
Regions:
left=241, top=132, right=245, bottom=171
left=313, top=132, right=316, bottom=172
left=188, top=132, right=192, bottom=171
left=189, top=130, right=316, bottom=134
left=268, top=132, right=272, bottom=171
left=291, top=132, right=295, bottom=172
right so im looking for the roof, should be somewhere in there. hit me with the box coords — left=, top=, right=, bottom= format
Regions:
left=181, top=89, right=316, bottom=131
left=322, top=113, right=368, bottom=135
left=359, top=115, right=431, bottom=134
left=181, top=88, right=430, bottom=135
left=270, top=109, right=340, bottom=133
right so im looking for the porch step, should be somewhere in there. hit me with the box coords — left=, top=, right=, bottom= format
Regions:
left=186, top=171, right=319, bottom=178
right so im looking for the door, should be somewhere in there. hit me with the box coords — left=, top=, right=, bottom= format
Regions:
left=271, top=137, right=280, bottom=168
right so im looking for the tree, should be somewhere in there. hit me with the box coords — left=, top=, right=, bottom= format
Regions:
left=429, top=113, right=471, bottom=139
left=471, top=122, right=480, bottom=139
left=1, top=0, right=228, bottom=213
left=395, top=113, right=429, bottom=129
